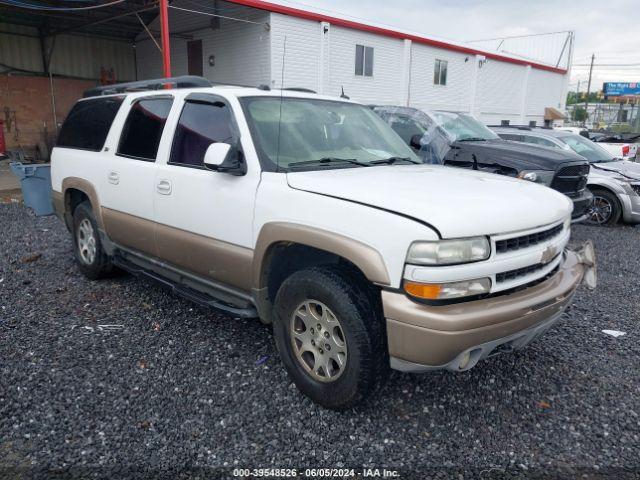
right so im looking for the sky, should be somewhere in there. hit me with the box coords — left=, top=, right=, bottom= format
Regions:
left=271, top=0, right=640, bottom=93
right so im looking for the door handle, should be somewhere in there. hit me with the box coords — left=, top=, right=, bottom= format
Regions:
left=156, top=179, right=172, bottom=195
left=108, top=171, right=120, bottom=185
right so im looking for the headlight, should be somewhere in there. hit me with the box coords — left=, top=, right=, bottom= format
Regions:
left=404, top=278, right=491, bottom=300
left=517, top=170, right=555, bottom=186
left=407, top=237, right=490, bottom=266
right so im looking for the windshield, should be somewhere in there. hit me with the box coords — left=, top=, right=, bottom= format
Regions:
left=558, top=134, right=616, bottom=163
left=240, top=97, right=419, bottom=171
left=430, top=111, right=499, bottom=142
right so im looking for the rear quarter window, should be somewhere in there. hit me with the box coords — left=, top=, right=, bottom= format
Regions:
left=57, top=96, right=125, bottom=151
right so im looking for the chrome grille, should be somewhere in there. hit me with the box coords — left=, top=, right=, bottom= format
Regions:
left=495, top=223, right=563, bottom=254
left=495, top=255, right=561, bottom=283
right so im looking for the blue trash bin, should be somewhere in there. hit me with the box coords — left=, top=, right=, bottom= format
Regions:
left=9, top=162, right=54, bottom=216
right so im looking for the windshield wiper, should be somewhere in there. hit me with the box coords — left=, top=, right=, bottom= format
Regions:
left=288, top=157, right=370, bottom=169
left=369, top=156, right=421, bottom=165
left=457, top=137, right=488, bottom=142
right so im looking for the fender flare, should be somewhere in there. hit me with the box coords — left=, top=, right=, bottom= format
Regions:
left=252, top=222, right=391, bottom=289
left=61, top=177, right=104, bottom=229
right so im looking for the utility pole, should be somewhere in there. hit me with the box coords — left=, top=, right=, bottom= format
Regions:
left=159, top=0, right=172, bottom=79
left=584, top=53, right=595, bottom=127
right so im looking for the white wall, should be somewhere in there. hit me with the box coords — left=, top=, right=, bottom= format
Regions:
left=408, top=43, right=475, bottom=112
left=525, top=68, right=566, bottom=123
left=325, top=25, right=405, bottom=104
left=136, top=0, right=270, bottom=86
left=474, top=60, right=528, bottom=124
left=270, top=13, right=321, bottom=91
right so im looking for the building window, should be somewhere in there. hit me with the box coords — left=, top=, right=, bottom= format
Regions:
left=355, top=45, right=374, bottom=77
left=433, top=59, right=448, bottom=85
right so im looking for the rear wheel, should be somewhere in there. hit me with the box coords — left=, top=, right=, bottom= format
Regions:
left=272, top=265, right=388, bottom=410
left=72, top=201, right=113, bottom=279
left=587, top=189, right=621, bottom=225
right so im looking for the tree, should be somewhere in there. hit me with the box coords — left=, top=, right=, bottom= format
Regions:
left=572, top=106, right=587, bottom=122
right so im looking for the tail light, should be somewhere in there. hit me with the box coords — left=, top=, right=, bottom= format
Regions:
left=622, top=145, right=630, bottom=157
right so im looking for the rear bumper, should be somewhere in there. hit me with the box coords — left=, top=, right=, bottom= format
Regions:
left=384, top=243, right=595, bottom=372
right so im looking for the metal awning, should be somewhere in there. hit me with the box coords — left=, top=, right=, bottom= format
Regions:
left=0, top=1, right=160, bottom=42
left=544, top=107, right=566, bottom=120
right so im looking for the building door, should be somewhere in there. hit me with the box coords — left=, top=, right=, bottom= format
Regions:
left=187, top=40, right=203, bottom=76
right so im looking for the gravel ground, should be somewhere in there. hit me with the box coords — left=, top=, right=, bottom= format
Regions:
left=1, top=203, right=639, bottom=479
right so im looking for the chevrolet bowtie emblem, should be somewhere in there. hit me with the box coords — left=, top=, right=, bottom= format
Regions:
left=540, top=245, right=558, bottom=264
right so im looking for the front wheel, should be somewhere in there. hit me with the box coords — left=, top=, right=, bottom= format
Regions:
left=272, top=266, right=388, bottom=410
left=587, top=189, right=622, bottom=226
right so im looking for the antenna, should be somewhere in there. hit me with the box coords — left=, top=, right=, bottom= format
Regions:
left=275, top=36, right=287, bottom=172
left=340, top=86, right=349, bottom=100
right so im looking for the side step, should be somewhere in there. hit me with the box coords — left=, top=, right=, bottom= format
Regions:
left=113, top=257, right=258, bottom=319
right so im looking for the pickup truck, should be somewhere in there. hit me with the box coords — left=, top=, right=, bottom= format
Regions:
left=372, top=106, right=594, bottom=222
left=51, top=76, right=596, bottom=409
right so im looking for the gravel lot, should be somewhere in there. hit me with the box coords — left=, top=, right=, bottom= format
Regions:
left=1, top=203, right=639, bottom=478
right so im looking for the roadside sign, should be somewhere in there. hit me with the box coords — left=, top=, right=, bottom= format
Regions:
left=603, top=82, right=640, bottom=97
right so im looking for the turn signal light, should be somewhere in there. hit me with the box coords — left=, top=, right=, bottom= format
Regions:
left=404, top=278, right=492, bottom=300
left=403, top=282, right=442, bottom=299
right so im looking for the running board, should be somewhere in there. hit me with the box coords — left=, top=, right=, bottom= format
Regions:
left=113, top=256, right=259, bottom=319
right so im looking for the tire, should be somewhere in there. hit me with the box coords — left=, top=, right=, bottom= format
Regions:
left=587, top=188, right=622, bottom=226
left=72, top=201, right=113, bottom=279
left=272, top=265, right=389, bottom=410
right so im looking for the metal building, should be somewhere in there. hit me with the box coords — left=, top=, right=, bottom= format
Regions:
left=135, top=0, right=573, bottom=126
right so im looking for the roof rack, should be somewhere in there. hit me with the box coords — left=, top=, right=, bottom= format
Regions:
left=83, top=75, right=212, bottom=97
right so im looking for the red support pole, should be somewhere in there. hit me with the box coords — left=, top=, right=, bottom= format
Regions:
left=159, top=0, right=171, bottom=78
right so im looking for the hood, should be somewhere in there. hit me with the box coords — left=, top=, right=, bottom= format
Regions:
left=453, top=139, right=585, bottom=170
left=287, top=165, right=572, bottom=238
left=590, top=160, right=640, bottom=181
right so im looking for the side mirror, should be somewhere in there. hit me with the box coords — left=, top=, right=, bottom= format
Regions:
left=203, top=142, right=246, bottom=176
left=410, top=134, right=423, bottom=149
left=204, top=142, right=231, bottom=170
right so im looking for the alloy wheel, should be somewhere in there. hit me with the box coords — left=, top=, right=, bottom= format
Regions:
left=290, top=300, right=348, bottom=383
left=587, top=195, right=613, bottom=224
left=77, top=218, right=97, bottom=265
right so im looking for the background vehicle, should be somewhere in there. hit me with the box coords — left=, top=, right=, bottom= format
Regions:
left=372, top=106, right=593, bottom=221
left=590, top=132, right=639, bottom=160
left=492, top=125, right=640, bottom=225
left=51, top=77, right=595, bottom=409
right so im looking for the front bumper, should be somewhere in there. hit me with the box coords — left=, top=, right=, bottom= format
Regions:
left=569, top=189, right=594, bottom=222
left=384, top=242, right=596, bottom=372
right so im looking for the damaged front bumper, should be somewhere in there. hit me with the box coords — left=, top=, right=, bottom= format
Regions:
left=385, top=241, right=597, bottom=372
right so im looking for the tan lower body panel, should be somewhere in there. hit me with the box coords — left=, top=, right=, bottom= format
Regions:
left=155, top=222, right=253, bottom=292
left=384, top=251, right=585, bottom=366
left=52, top=190, right=64, bottom=219
left=102, top=208, right=253, bottom=292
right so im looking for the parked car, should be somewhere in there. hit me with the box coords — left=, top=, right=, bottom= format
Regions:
left=590, top=132, right=638, bottom=160
left=51, top=77, right=596, bottom=409
left=554, top=126, right=589, bottom=138
left=372, top=106, right=593, bottom=222
left=492, top=125, right=640, bottom=225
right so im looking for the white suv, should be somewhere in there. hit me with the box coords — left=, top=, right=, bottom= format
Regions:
left=51, top=77, right=596, bottom=409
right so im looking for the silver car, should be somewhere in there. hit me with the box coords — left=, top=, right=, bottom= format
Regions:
left=492, top=126, right=640, bottom=226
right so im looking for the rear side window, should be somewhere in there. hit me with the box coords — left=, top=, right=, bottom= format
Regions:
left=170, top=100, right=235, bottom=167
left=117, top=97, right=173, bottom=160
left=57, top=96, right=124, bottom=151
